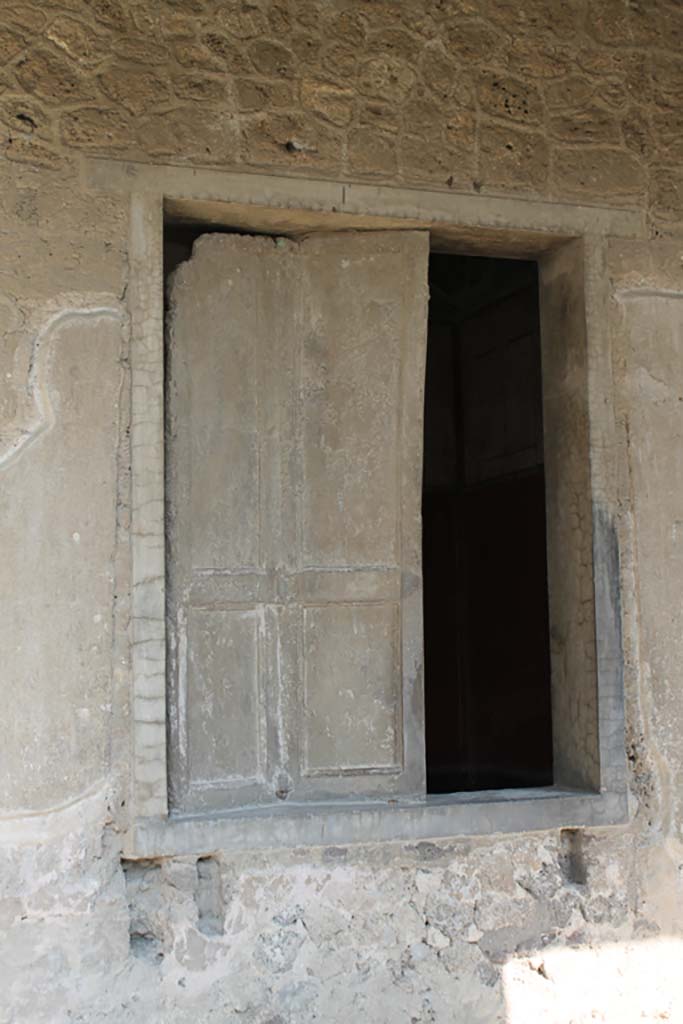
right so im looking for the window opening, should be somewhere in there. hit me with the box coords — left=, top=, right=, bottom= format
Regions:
left=423, top=254, right=553, bottom=793
left=128, top=188, right=628, bottom=852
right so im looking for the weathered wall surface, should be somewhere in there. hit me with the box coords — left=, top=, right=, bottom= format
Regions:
left=1, top=2, right=682, bottom=1022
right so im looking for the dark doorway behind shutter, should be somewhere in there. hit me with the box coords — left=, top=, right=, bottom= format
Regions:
left=423, top=255, right=553, bottom=793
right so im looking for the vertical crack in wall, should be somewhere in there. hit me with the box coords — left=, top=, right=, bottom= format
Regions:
left=109, top=303, right=132, bottom=825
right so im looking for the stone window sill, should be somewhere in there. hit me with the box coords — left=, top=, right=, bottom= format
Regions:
left=126, top=787, right=629, bottom=858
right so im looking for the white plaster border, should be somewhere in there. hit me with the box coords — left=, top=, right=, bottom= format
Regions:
left=0, top=304, right=124, bottom=470
left=106, top=161, right=639, bottom=855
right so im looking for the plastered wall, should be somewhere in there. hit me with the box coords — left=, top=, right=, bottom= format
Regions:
left=1, top=2, right=682, bottom=1022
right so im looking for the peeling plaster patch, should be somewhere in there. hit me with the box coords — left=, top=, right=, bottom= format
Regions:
left=124, top=860, right=165, bottom=964
left=255, top=923, right=307, bottom=974
left=0, top=305, right=124, bottom=470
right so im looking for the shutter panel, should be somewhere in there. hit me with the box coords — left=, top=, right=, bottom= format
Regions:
left=166, top=231, right=429, bottom=812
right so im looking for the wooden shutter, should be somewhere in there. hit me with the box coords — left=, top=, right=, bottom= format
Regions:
left=166, top=231, right=429, bottom=813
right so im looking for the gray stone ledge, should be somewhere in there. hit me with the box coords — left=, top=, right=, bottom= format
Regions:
left=127, top=788, right=629, bottom=858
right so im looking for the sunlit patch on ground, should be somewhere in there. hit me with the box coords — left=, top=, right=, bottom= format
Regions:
left=504, top=937, right=683, bottom=1023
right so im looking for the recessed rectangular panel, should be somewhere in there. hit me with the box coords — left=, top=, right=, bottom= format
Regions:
left=303, top=603, right=401, bottom=775
left=301, top=235, right=403, bottom=567
left=168, top=235, right=277, bottom=571
left=185, top=606, right=261, bottom=786
left=295, top=568, right=401, bottom=605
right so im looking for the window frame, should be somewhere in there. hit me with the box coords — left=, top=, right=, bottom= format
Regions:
left=98, top=158, right=640, bottom=857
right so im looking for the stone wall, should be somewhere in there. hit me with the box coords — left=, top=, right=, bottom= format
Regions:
left=2, top=0, right=683, bottom=228
left=1, top=2, right=683, bottom=1022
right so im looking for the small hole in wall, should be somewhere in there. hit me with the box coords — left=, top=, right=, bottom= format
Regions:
left=195, top=856, right=225, bottom=937
left=130, top=931, right=164, bottom=962
left=15, top=112, right=37, bottom=132
left=123, top=859, right=165, bottom=964
left=559, top=828, right=587, bottom=885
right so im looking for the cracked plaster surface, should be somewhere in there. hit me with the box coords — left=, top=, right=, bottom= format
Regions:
left=1, top=2, right=683, bottom=1021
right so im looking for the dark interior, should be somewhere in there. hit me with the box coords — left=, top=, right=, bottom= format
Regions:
left=423, top=253, right=554, bottom=793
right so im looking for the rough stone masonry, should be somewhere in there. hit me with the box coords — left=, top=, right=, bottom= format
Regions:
left=1, top=1, right=683, bottom=1022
